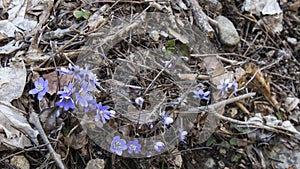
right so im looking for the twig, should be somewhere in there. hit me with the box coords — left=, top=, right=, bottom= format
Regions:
left=211, top=113, right=300, bottom=141
left=200, top=92, right=256, bottom=112
left=188, top=0, right=215, bottom=38
left=29, top=112, right=65, bottom=169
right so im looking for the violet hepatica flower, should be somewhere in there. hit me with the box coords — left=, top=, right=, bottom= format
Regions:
left=85, top=99, right=97, bottom=112
left=56, top=96, right=75, bottom=111
left=127, top=139, right=141, bottom=154
left=95, top=102, right=115, bottom=123
left=29, top=77, right=49, bottom=101
left=228, top=80, right=238, bottom=95
left=217, top=79, right=231, bottom=96
left=163, top=114, right=174, bottom=131
left=58, top=83, right=74, bottom=97
left=135, top=97, right=144, bottom=108
left=110, top=136, right=127, bottom=156
left=192, top=89, right=210, bottom=101
left=154, top=141, right=165, bottom=152
left=75, top=83, right=93, bottom=107
left=180, top=130, right=188, bottom=143
left=55, top=64, right=73, bottom=75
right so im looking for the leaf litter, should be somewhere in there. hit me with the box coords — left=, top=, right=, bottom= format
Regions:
left=0, top=0, right=299, bottom=168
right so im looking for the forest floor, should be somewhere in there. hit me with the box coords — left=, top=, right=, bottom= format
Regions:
left=0, top=0, right=299, bottom=169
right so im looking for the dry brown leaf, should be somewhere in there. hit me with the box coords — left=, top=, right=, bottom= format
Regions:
left=43, top=71, right=73, bottom=95
left=65, top=131, right=88, bottom=150
left=242, top=63, right=280, bottom=110
left=0, top=59, right=38, bottom=150
left=254, top=101, right=275, bottom=115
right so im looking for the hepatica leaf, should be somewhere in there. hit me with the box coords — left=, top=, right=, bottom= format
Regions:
left=73, top=9, right=91, bottom=19
left=73, top=10, right=83, bottom=19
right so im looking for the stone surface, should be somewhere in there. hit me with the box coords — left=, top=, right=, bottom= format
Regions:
left=287, top=37, right=297, bottom=45
left=85, top=159, right=105, bottom=169
left=10, top=155, right=30, bottom=169
left=215, top=16, right=240, bottom=46
left=204, top=158, right=216, bottom=168
left=265, top=143, right=300, bottom=169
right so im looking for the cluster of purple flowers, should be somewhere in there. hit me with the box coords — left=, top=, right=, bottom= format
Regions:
left=55, top=64, right=100, bottom=113
left=29, top=64, right=116, bottom=123
left=217, top=79, right=238, bottom=96
left=110, top=136, right=141, bottom=156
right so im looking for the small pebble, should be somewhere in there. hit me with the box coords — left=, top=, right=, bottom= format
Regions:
left=215, top=16, right=240, bottom=46
left=287, top=37, right=297, bottom=45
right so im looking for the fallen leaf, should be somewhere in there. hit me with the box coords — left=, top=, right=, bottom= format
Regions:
left=65, top=130, right=88, bottom=150
left=0, top=20, right=22, bottom=38
left=242, top=63, right=280, bottom=110
left=254, top=101, right=275, bottom=115
left=284, top=97, right=299, bottom=112
left=0, top=59, right=38, bottom=150
left=0, top=59, right=26, bottom=101
left=257, top=14, right=283, bottom=34
left=242, top=0, right=282, bottom=16
left=0, top=40, right=23, bottom=54
left=43, top=71, right=73, bottom=95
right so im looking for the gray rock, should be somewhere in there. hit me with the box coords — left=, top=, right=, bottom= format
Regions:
left=215, top=16, right=240, bottom=46
left=85, top=159, right=105, bottom=169
left=287, top=37, right=297, bottom=45
left=204, top=158, right=216, bottom=168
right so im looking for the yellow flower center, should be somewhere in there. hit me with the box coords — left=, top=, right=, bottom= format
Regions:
left=114, top=142, right=120, bottom=148
left=130, top=144, right=136, bottom=150
left=99, top=111, right=103, bottom=115
left=39, top=86, right=43, bottom=91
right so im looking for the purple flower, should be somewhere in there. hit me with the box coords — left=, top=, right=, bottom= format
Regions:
left=154, top=141, right=165, bottom=152
left=75, top=83, right=93, bottom=107
left=69, top=65, right=84, bottom=80
left=217, top=79, right=230, bottom=96
left=85, top=99, right=97, bottom=112
left=228, top=80, right=238, bottom=95
left=110, top=136, right=127, bottom=156
left=71, top=65, right=100, bottom=87
left=29, top=77, right=49, bottom=101
left=180, top=129, right=188, bottom=143
left=55, top=64, right=73, bottom=75
left=162, top=114, right=174, bottom=131
left=192, top=89, right=210, bottom=101
left=58, top=83, right=74, bottom=98
left=127, top=139, right=141, bottom=154
left=135, top=97, right=144, bottom=108
left=95, top=102, right=115, bottom=123
left=56, top=96, right=75, bottom=111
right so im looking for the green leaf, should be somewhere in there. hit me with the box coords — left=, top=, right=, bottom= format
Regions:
left=229, top=137, right=237, bottom=146
left=231, top=153, right=242, bottom=162
left=231, top=124, right=251, bottom=133
left=206, top=136, right=216, bottom=147
left=81, top=9, right=91, bottom=19
left=166, top=39, right=176, bottom=49
left=220, top=141, right=230, bottom=149
left=73, top=10, right=83, bottom=19
left=165, top=49, right=173, bottom=58
left=179, top=44, right=190, bottom=57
